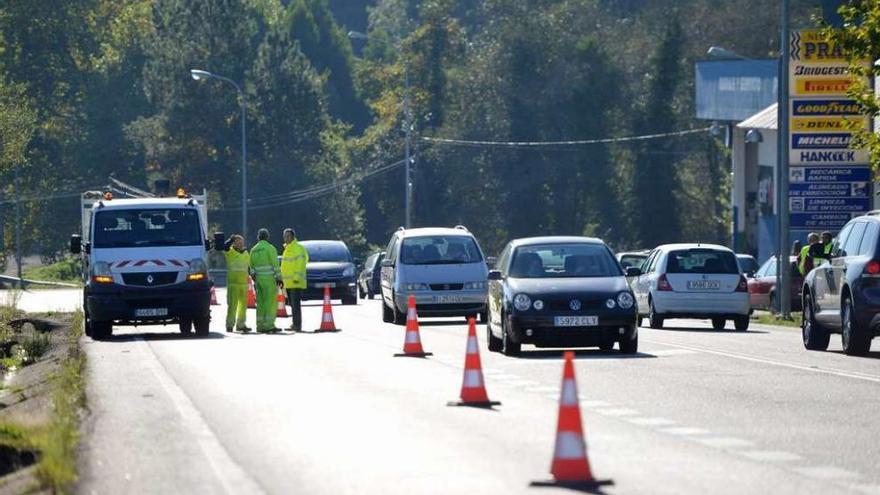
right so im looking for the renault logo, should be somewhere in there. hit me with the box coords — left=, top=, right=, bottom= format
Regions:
left=569, top=299, right=582, bottom=311
left=147, top=275, right=154, bottom=284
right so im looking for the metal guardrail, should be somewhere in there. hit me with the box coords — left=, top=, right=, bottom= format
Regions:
left=0, top=275, right=81, bottom=288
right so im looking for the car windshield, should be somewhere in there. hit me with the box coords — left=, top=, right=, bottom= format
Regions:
left=303, top=243, right=351, bottom=262
left=93, top=208, right=202, bottom=248
left=400, top=236, right=483, bottom=265
left=667, top=249, right=739, bottom=274
left=509, top=243, right=621, bottom=278
left=619, top=254, right=647, bottom=269
left=737, top=256, right=758, bottom=274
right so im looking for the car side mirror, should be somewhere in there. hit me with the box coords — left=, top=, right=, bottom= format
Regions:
left=625, top=267, right=641, bottom=278
left=70, top=235, right=82, bottom=255
left=486, top=256, right=498, bottom=269
left=213, top=232, right=226, bottom=251
left=381, top=259, right=394, bottom=268
left=488, top=270, right=503, bottom=281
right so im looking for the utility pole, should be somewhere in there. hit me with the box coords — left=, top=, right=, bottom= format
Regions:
left=404, top=65, right=413, bottom=229
left=14, top=161, right=22, bottom=288
left=776, top=0, right=791, bottom=317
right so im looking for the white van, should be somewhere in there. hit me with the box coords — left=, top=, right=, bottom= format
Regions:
left=70, top=191, right=212, bottom=339
left=380, top=226, right=489, bottom=324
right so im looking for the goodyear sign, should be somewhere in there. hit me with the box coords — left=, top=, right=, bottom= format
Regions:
left=791, top=99, right=860, bottom=116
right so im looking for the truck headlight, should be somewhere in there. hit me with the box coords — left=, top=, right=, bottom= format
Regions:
left=187, top=258, right=208, bottom=281
left=617, top=292, right=634, bottom=309
left=343, top=265, right=355, bottom=277
left=464, top=281, right=486, bottom=290
left=91, top=262, right=113, bottom=284
left=514, top=293, right=532, bottom=311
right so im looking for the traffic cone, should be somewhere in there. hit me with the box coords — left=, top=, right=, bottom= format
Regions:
left=276, top=286, right=289, bottom=317
left=531, top=351, right=612, bottom=491
left=210, top=286, right=219, bottom=306
left=246, top=277, right=256, bottom=309
left=447, top=317, right=500, bottom=408
left=393, top=295, right=432, bottom=357
left=313, top=287, right=341, bottom=333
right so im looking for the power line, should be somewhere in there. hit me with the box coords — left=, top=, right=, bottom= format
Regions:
left=420, top=127, right=711, bottom=148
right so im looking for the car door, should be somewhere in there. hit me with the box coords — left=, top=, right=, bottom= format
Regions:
left=634, top=250, right=659, bottom=313
left=814, top=222, right=851, bottom=322
left=827, top=222, right=866, bottom=324
left=380, top=236, right=399, bottom=305
left=488, top=244, right=511, bottom=330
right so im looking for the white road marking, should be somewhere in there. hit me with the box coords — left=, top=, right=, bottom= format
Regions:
left=642, top=339, right=880, bottom=383
left=140, top=338, right=266, bottom=495
left=660, top=427, right=710, bottom=436
left=740, top=450, right=803, bottom=462
left=627, top=417, right=676, bottom=427
left=793, top=466, right=861, bottom=481
left=696, top=437, right=754, bottom=449
left=593, top=408, right=639, bottom=417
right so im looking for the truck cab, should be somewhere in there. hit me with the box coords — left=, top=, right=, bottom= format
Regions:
left=71, top=191, right=212, bottom=339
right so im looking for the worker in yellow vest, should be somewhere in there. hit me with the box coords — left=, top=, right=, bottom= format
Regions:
left=798, top=232, right=820, bottom=276
left=223, top=234, right=251, bottom=332
left=280, top=228, right=309, bottom=332
left=249, top=229, right=281, bottom=333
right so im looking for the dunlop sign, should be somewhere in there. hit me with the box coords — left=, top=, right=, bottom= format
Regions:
left=788, top=29, right=872, bottom=232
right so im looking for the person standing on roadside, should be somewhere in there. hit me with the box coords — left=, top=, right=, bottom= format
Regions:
left=798, top=232, right=820, bottom=276
left=223, top=234, right=251, bottom=333
left=250, top=228, right=281, bottom=333
left=280, top=228, right=309, bottom=332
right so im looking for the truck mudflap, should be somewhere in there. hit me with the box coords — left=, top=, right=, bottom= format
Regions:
left=86, top=280, right=212, bottom=324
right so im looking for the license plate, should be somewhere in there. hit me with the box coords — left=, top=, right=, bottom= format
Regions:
left=687, top=280, right=721, bottom=290
left=314, top=282, right=336, bottom=288
left=135, top=308, right=168, bottom=317
left=554, top=316, right=599, bottom=327
left=435, top=295, right=464, bottom=304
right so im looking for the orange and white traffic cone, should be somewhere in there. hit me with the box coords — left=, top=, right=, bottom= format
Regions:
left=394, top=295, right=432, bottom=357
left=531, top=351, right=612, bottom=490
left=210, top=286, right=219, bottom=306
left=314, top=287, right=341, bottom=333
left=448, top=317, right=500, bottom=408
left=246, top=277, right=256, bottom=309
left=276, top=286, right=289, bottom=317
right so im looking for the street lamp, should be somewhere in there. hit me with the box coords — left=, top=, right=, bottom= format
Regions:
left=706, top=46, right=752, bottom=60
left=190, top=69, right=248, bottom=239
left=348, top=31, right=414, bottom=229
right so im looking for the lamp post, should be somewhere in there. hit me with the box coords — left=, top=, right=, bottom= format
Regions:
left=348, top=31, right=413, bottom=229
left=777, top=0, right=792, bottom=318
left=190, top=69, right=248, bottom=238
left=706, top=46, right=752, bottom=60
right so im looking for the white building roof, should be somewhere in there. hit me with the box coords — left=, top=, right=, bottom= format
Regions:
left=736, top=103, right=777, bottom=130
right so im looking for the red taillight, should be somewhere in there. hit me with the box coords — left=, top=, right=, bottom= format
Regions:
left=657, top=274, right=673, bottom=291
left=865, top=261, right=880, bottom=276
left=735, top=275, right=748, bottom=292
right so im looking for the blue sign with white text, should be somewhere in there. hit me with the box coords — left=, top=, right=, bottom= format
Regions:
left=791, top=133, right=852, bottom=149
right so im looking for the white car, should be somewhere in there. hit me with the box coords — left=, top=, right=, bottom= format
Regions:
left=631, top=243, right=750, bottom=331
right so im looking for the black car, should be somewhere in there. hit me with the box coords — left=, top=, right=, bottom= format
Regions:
left=357, top=251, right=385, bottom=299
left=301, top=240, right=358, bottom=305
left=486, top=236, right=639, bottom=356
left=802, top=214, right=880, bottom=356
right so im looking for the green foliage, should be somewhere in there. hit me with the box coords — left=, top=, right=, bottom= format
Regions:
left=23, top=257, right=82, bottom=283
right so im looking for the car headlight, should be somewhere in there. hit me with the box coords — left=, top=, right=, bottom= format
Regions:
left=606, top=298, right=617, bottom=309
left=514, top=293, right=532, bottom=311
left=464, top=281, right=486, bottom=290
left=403, top=283, right=430, bottom=291
left=617, top=292, right=635, bottom=309
left=187, top=258, right=208, bottom=281
left=343, top=265, right=355, bottom=277
left=533, top=299, right=544, bottom=310
left=91, top=261, right=113, bottom=284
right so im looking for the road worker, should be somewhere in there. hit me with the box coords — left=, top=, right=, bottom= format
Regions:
left=280, top=228, right=309, bottom=332
left=249, top=228, right=281, bottom=333
left=223, top=234, right=251, bottom=332
left=798, top=232, right=820, bottom=276
left=821, top=231, right=833, bottom=257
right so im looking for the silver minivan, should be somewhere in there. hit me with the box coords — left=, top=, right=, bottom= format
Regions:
left=380, top=226, right=489, bottom=324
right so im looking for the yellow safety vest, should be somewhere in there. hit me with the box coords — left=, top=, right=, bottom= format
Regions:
left=280, top=241, right=309, bottom=289
left=249, top=240, right=280, bottom=278
left=224, top=248, right=250, bottom=285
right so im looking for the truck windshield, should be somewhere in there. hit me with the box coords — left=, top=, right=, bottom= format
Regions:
left=93, top=209, right=203, bottom=248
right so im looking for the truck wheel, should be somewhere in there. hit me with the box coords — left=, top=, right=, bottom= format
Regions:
left=91, top=321, right=112, bottom=340
left=179, top=318, right=193, bottom=334
left=194, top=317, right=210, bottom=336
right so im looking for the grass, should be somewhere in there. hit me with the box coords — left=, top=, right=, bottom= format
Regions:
left=754, top=312, right=802, bottom=328
left=22, top=257, right=82, bottom=285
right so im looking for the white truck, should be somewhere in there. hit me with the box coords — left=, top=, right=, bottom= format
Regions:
left=70, top=188, right=213, bottom=339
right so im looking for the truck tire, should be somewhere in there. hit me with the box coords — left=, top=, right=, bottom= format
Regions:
left=91, top=321, right=112, bottom=340
left=179, top=318, right=193, bottom=334
left=194, top=317, right=210, bottom=336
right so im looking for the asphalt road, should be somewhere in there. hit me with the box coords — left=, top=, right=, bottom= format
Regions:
left=4, top=289, right=878, bottom=494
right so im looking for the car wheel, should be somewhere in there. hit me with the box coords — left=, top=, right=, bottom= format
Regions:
left=598, top=341, right=615, bottom=352
left=83, top=310, right=93, bottom=337
left=842, top=296, right=872, bottom=356
left=194, top=317, right=210, bottom=336
left=382, top=299, right=394, bottom=323
left=358, top=285, right=365, bottom=299
left=487, top=321, right=503, bottom=352
left=619, top=332, right=638, bottom=354
left=768, top=292, right=776, bottom=313
left=734, top=316, right=749, bottom=332
left=392, top=293, right=406, bottom=325
left=802, top=293, right=830, bottom=351
left=179, top=318, right=193, bottom=334
left=501, top=313, right=521, bottom=356
left=368, top=290, right=375, bottom=300
left=711, top=317, right=726, bottom=330
left=648, top=299, right=664, bottom=329
left=342, top=296, right=357, bottom=306
left=91, top=320, right=112, bottom=340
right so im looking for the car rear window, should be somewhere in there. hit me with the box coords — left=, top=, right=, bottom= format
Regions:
left=510, top=243, right=621, bottom=278
left=302, top=242, right=351, bottom=262
left=400, top=236, right=482, bottom=265
left=666, top=249, right=739, bottom=274
left=619, top=255, right=646, bottom=269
